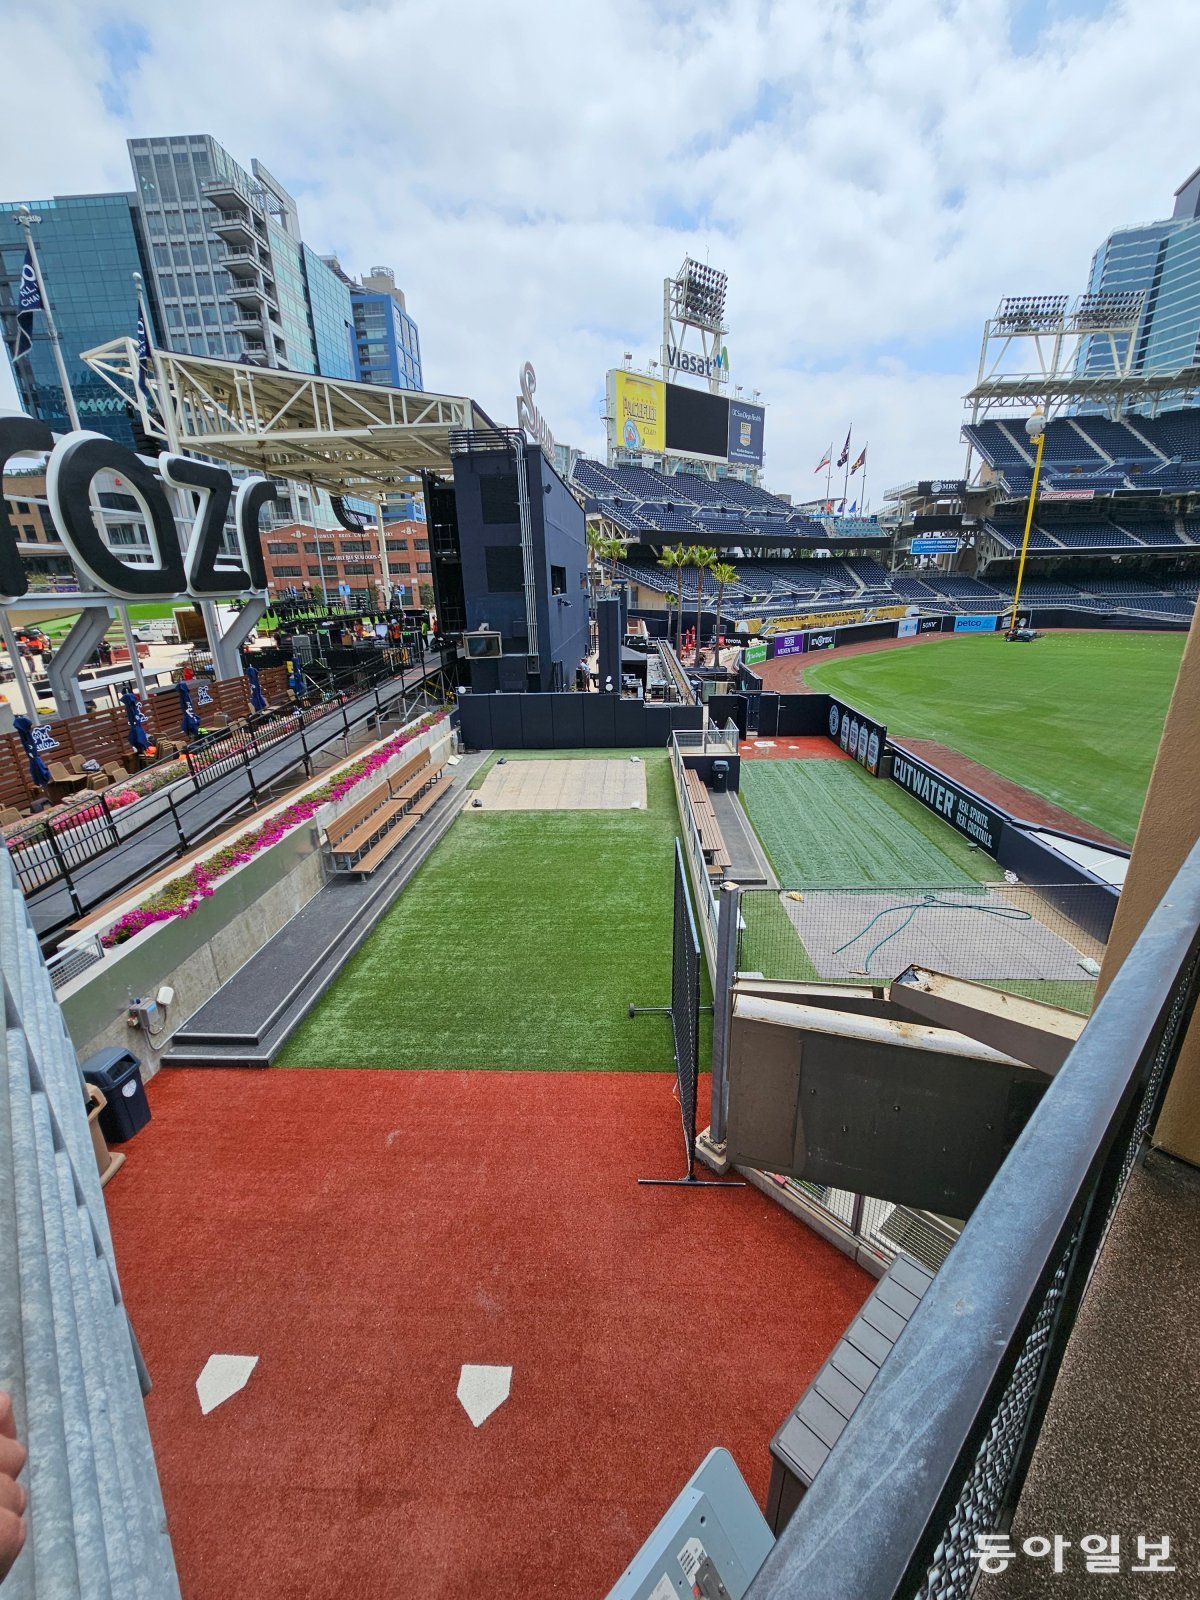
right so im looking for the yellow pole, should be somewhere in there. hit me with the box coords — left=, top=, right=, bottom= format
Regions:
left=1009, top=426, right=1046, bottom=635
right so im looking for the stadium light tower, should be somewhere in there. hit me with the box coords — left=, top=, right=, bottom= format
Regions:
left=1008, top=409, right=1047, bottom=635
left=662, top=257, right=730, bottom=393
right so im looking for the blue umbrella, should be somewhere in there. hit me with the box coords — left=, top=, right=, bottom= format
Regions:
left=13, top=715, right=51, bottom=788
left=121, top=691, right=150, bottom=755
left=245, top=662, right=267, bottom=713
left=177, top=680, right=201, bottom=738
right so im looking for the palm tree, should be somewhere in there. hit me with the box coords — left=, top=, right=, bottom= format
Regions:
left=595, top=534, right=629, bottom=584
left=710, top=560, right=738, bottom=655
left=657, top=545, right=690, bottom=652
left=690, top=546, right=717, bottom=663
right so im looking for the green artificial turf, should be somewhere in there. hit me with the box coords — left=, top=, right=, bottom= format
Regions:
left=739, top=759, right=1000, bottom=888
left=279, top=750, right=699, bottom=1071
left=804, top=632, right=1184, bottom=845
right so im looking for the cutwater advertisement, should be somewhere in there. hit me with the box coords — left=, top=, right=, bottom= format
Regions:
left=891, top=748, right=1005, bottom=855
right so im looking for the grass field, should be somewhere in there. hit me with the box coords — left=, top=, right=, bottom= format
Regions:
left=279, top=750, right=699, bottom=1071
left=740, top=759, right=1002, bottom=888
left=735, top=757, right=1095, bottom=1013
left=804, top=632, right=1184, bottom=844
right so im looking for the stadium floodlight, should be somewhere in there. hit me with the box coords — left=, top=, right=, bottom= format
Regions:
left=1071, top=290, right=1147, bottom=331
left=993, top=295, right=1069, bottom=333
left=673, top=257, right=728, bottom=331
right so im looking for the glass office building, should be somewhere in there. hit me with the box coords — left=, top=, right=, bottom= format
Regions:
left=127, top=134, right=317, bottom=373
left=352, top=267, right=423, bottom=390
left=0, top=193, right=154, bottom=445
left=1078, top=164, right=1200, bottom=407
left=302, top=245, right=356, bottom=380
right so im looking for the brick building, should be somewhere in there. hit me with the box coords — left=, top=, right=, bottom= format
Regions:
left=262, top=519, right=433, bottom=606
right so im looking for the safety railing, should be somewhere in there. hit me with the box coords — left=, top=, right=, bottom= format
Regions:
left=0, top=849, right=180, bottom=1596
left=744, top=837, right=1200, bottom=1599
left=11, top=655, right=453, bottom=946
left=668, top=730, right=739, bottom=963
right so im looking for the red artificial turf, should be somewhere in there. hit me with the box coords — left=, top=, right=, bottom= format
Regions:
left=107, top=1068, right=870, bottom=1599
left=740, top=736, right=850, bottom=760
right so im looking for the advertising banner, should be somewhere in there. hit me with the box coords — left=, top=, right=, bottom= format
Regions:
left=910, top=537, right=960, bottom=554
left=613, top=371, right=666, bottom=453
left=916, top=480, right=967, bottom=497
left=727, top=400, right=766, bottom=467
left=827, top=697, right=886, bottom=776
left=763, top=604, right=906, bottom=636
left=743, top=639, right=769, bottom=664
left=891, top=748, right=1005, bottom=855
left=772, top=631, right=805, bottom=657
left=918, top=616, right=945, bottom=634
left=953, top=614, right=1000, bottom=634
left=897, top=617, right=919, bottom=638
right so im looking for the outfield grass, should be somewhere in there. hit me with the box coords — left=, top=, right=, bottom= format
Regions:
left=739, top=759, right=1002, bottom=888
left=804, top=632, right=1184, bottom=844
left=279, top=750, right=696, bottom=1071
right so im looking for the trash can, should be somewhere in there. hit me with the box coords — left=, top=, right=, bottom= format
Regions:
left=711, top=759, right=730, bottom=794
left=81, top=1048, right=151, bottom=1144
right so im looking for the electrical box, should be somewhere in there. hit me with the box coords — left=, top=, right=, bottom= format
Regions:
left=605, top=1449, right=773, bottom=1600
left=132, top=998, right=161, bottom=1035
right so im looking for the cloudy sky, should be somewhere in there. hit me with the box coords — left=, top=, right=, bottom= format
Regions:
left=2, top=0, right=1198, bottom=503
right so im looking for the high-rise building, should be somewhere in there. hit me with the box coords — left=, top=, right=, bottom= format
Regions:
left=1079, top=164, right=1200, bottom=401
left=0, top=193, right=155, bottom=446
left=128, top=134, right=320, bottom=372
left=350, top=266, right=423, bottom=390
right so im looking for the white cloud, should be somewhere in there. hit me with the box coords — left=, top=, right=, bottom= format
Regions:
left=3, top=0, right=1199, bottom=498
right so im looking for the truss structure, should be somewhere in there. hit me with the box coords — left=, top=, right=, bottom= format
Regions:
left=80, top=338, right=492, bottom=496
left=965, top=291, right=1200, bottom=420
left=661, top=256, right=730, bottom=393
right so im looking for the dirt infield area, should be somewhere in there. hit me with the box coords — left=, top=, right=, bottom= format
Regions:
left=893, top=738, right=1125, bottom=848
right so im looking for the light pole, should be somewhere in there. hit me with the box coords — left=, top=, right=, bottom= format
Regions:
left=1008, top=409, right=1047, bottom=636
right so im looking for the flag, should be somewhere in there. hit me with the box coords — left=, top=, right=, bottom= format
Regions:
left=814, top=445, right=831, bottom=473
left=848, top=500, right=857, bottom=514
left=836, top=428, right=851, bottom=468
left=11, top=249, right=42, bottom=363
left=850, top=445, right=867, bottom=474
left=135, top=290, right=154, bottom=408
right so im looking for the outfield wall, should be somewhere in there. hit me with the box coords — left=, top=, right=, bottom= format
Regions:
left=456, top=691, right=703, bottom=749
left=742, top=606, right=1190, bottom=665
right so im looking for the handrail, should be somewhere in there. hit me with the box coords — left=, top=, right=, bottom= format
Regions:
left=745, top=835, right=1200, bottom=1598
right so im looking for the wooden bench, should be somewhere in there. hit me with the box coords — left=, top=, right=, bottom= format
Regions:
left=683, top=767, right=732, bottom=878
left=325, top=751, right=450, bottom=874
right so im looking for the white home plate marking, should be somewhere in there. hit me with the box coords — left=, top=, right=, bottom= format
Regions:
left=197, top=1354, right=258, bottom=1415
left=457, top=1364, right=512, bottom=1427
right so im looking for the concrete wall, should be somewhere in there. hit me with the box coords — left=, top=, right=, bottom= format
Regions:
left=60, top=717, right=450, bottom=1079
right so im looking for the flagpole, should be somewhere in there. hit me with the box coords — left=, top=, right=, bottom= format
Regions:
left=16, top=209, right=79, bottom=431
left=825, top=443, right=832, bottom=503
left=16, top=211, right=136, bottom=718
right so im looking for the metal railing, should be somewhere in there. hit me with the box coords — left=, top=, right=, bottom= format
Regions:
left=0, top=849, right=180, bottom=1596
left=668, top=733, right=725, bottom=960
left=10, top=656, right=453, bottom=945
left=744, top=836, right=1200, bottom=1599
